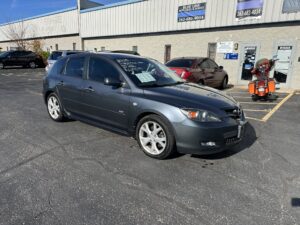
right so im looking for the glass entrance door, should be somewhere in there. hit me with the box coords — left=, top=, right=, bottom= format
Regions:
left=239, top=44, right=259, bottom=83
left=274, top=46, right=293, bottom=85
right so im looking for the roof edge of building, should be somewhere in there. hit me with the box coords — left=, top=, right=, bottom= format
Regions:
left=0, top=6, right=78, bottom=27
left=80, top=0, right=145, bottom=14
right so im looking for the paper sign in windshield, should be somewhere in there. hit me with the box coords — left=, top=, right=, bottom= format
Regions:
left=135, top=72, right=156, bottom=83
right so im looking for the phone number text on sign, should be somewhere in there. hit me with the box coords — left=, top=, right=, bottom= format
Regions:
left=178, top=3, right=206, bottom=22
left=236, top=8, right=262, bottom=18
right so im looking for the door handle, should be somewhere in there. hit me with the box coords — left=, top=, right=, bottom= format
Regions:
left=57, top=81, right=64, bottom=86
left=83, top=87, right=95, bottom=93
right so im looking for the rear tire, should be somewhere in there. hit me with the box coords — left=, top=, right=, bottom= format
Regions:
left=0, top=62, right=4, bottom=69
left=136, top=115, right=176, bottom=159
left=28, top=61, right=36, bottom=69
left=198, top=79, right=204, bottom=85
left=47, top=93, right=65, bottom=122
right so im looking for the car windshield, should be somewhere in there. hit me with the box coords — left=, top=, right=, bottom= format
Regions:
left=115, top=57, right=184, bottom=87
left=166, top=59, right=195, bottom=68
left=49, top=52, right=62, bottom=60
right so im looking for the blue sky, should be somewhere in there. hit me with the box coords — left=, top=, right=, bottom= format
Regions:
left=0, top=0, right=126, bottom=24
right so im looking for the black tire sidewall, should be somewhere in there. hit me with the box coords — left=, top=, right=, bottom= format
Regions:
left=47, top=93, right=64, bottom=122
left=136, top=115, right=176, bottom=159
left=221, top=76, right=228, bottom=89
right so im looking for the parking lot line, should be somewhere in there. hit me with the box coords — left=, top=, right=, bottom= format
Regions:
left=239, top=102, right=278, bottom=105
left=26, top=89, right=43, bottom=96
left=243, top=109, right=270, bottom=112
left=262, top=91, right=294, bottom=122
left=245, top=116, right=264, bottom=122
left=233, top=96, right=284, bottom=100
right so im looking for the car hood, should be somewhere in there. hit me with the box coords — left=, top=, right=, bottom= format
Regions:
left=142, top=83, right=238, bottom=111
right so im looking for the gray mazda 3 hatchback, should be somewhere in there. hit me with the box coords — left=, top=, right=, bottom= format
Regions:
left=43, top=53, right=246, bottom=159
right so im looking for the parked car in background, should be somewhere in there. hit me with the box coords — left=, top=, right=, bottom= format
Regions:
left=43, top=52, right=246, bottom=160
left=0, top=50, right=44, bottom=69
left=166, top=57, right=229, bottom=89
left=110, top=50, right=140, bottom=55
left=46, top=50, right=84, bottom=72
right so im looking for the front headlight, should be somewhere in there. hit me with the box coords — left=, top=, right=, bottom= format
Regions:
left=180, top=109, right=222, bottom=122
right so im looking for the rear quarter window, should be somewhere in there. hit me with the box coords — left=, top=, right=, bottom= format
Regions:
left=49, top=52, right=63, bottom=60
left=48, top=58, right=67, bottom=76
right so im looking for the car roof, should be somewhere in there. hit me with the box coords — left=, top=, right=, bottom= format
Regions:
left=66, top=52, right=144, bottom=60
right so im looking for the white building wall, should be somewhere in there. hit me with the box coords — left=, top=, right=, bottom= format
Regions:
left=83, top=24, right=300, bottom=89
left=0, top=9, right=79, bottom=42
left=80, top=0, right=300, bottom=38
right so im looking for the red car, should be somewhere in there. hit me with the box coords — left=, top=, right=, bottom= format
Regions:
left=166, top=57, right=228, bottom=89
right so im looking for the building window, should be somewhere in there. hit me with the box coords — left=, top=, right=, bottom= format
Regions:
left=55, top=44, right=59, bottom=51
left=73, top=43, right=76, bottom=50
left=101, top=47, right=105, bottom=51
left=208, top=43, right=217, bottom=61
left=132, top=46, right=138, bottom=52
left=164, top=45, right=171, bottom=63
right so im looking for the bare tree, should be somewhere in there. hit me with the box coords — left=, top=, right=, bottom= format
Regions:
left=1, top=20, right=30, bottom=50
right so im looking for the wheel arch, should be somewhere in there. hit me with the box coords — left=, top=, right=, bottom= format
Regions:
left=132, top=110, right=176, bottom=137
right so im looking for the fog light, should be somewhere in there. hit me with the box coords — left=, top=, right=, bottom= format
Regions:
left=201, top=142, right=216, bottom=147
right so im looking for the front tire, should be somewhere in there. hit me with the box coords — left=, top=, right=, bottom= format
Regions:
left=136, top=115, right=176, bottom=159
left=47, top=93, right=65, bottom=122
left=220, top=76, right=228, bottom=89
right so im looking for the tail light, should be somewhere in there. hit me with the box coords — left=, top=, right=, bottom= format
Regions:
left=181, top=70, right=192, bottom=80
left=257, top=80, right=266, bottom=95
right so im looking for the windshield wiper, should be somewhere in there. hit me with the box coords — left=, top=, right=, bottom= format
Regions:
left=139, top=83, right=162, bottom=88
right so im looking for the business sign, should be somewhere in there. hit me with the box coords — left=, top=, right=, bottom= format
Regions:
left=178, top=3, right=206, bottom=22
left=282, top=0, right=300, bottom=13
left=217, top=42, right=234, bottom=53
left=236, top=0, right=264, bottom=20
left=224, top=53, right=239, bottom=60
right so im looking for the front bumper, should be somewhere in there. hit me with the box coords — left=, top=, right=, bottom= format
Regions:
left=173, top=118, right=247, bottom=155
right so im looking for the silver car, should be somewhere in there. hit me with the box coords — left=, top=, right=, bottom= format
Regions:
left=46, top=50, right=84, bottom=72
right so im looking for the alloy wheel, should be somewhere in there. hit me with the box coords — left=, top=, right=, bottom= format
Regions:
left=47, top=96, right=61, bottom=120
left=139, top=121, right=167, bottom=155
left=29, top=61, right=36, bottom=69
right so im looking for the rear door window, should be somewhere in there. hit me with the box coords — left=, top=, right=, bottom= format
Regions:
left=165, top=59, right=194, bottom=68
left=49, top=58, right=67, bottom=76
left=64, top=57, right=85, bottom=78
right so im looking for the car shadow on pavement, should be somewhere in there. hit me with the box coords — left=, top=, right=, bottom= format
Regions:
left=191, top=122, right=257, bottom=160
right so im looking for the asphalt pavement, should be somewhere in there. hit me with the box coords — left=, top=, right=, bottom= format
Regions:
left=0, top=68, right=299, bottom=225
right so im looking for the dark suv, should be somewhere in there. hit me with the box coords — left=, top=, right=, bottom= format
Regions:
left=43, top=53, right=246, bottom=159
left=0, top=50, right=44, bottom=69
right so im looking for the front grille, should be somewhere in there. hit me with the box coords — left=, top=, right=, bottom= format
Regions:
left=225, top=136, right=241, bottom=145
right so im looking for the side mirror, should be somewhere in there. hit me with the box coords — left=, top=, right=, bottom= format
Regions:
left=104, top=77, right=123, bottom=87
left=219, top=66, right=224, bottom=70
